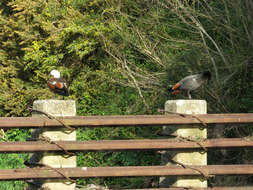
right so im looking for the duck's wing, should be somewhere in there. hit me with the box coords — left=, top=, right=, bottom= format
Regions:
left=179, top=74, right=202, bottom=91
left=48, top=78, right=69, bottom=96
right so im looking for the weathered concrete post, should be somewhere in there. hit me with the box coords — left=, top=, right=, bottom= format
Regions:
left=160, top=100, right=207, bottom=187
left=32, top=100, right=76, bottom=190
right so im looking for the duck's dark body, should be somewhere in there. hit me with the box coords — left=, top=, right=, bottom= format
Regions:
left=170, top=71, right=211, bottom=99
left=47, top=78, right=69, bottom=96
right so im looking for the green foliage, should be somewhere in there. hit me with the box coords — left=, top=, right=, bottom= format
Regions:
left=0, top=130, right=30, bottom=189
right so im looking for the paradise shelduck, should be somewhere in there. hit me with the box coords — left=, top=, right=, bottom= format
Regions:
left=169, top=71, right=211, bottom=99
left=48, top=69, right=69, bottom=97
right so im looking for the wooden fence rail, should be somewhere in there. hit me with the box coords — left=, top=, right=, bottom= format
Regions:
left=1, top=113, right=253, bottom=128
left=1, top=113, right=253, bottom=189
left=124, top=187, right=253, bottom=190
left=1, top=165, right=253, bottom=180
left=0, top=138, right=253, bottom=152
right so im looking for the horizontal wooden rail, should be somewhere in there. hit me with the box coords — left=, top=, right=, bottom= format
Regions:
left=1, top=113, right=253, bottom=128
left=126, top=187, right=253, bottom=190
left=0, top=138, right=253, bottom=152
left=1, top=165, right=253, bottom=180
left=124, top=187, right=253, bottom=190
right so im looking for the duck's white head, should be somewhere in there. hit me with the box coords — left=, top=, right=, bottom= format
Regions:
left=50, top=69, right=60, bottom=78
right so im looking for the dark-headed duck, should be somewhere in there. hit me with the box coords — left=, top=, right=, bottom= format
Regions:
left=169, top=71, right=211, bottom=99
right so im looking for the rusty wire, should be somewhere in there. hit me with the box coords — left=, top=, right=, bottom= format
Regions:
left=24, top=161, right=76, bottom=183
left=28, top=107, right=75, bottom=132
left=24, top=108, right=77, bottom=184
left=170, top=158, right=214, bottom=182
left=28, top=107, right=76, bottom=157
left=170, top=134, right=208, bottom=153
left=157, top=109, right=210, bottom=185
left=157, top=108, right=207, bottom=128
left=39, top=136, right=76, bottom=156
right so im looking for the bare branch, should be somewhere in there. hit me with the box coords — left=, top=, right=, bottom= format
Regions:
left=123, top=59, right=150, bottom=111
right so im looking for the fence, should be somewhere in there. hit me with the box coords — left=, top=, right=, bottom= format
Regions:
left=1, top=113, right=253, bottom=189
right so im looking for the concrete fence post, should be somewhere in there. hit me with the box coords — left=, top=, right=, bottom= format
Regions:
left=32, top=100, right=76, bottom=190
left=160, top=99, right=207, bottom=188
